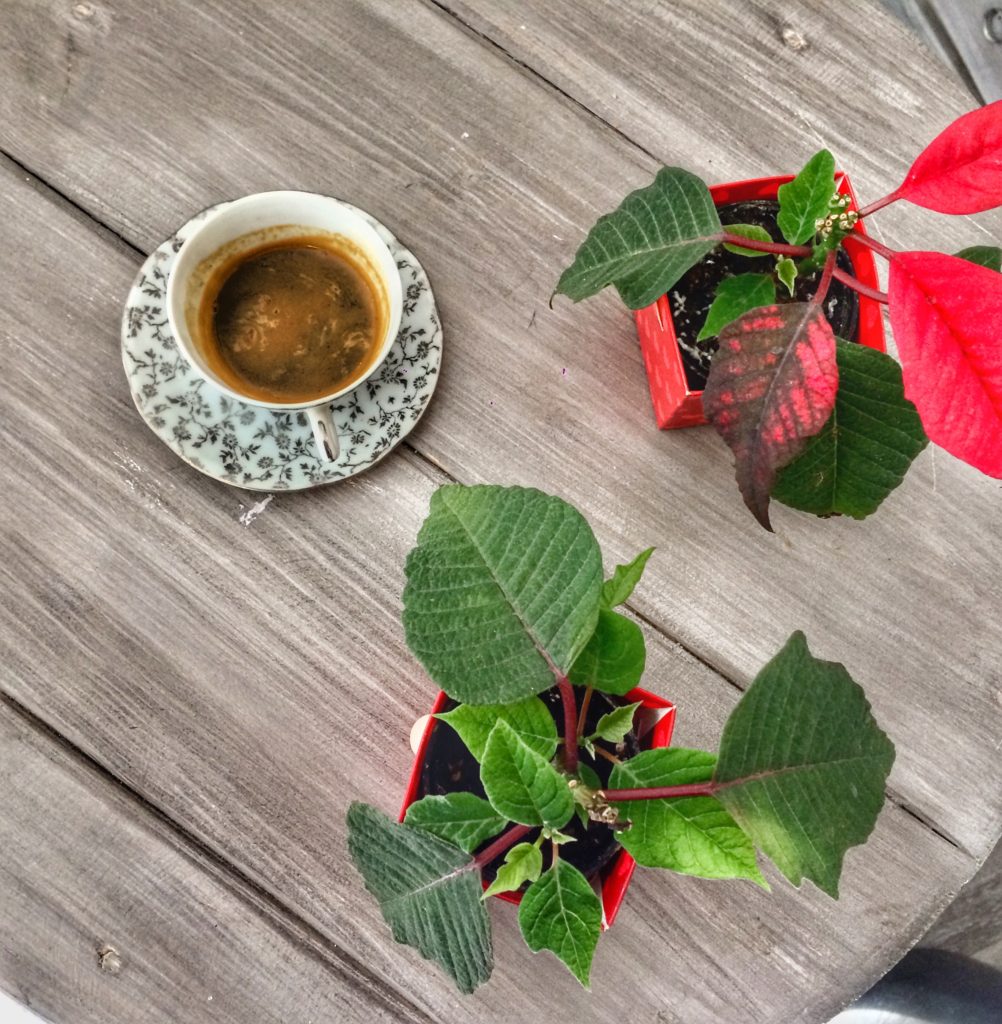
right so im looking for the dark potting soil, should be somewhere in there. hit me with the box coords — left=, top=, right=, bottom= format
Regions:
left=418, top=688, right=641, bottom=888
left=673, top=199, right=860, bottom=391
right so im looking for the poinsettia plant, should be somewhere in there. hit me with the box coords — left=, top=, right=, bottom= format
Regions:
left=555, top=101, right=1002, bottom=530
left=347, top=484, right=895, bottom=991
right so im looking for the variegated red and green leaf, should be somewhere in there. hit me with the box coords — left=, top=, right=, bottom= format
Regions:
left=895, top=100, right=1002, bottom=214
left=888, top=251, right=1002, bottom=476
left=703, top=303, right=839, bottom=530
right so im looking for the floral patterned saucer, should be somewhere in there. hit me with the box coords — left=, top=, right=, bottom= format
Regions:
left=121, top=200, right=442, bottom=491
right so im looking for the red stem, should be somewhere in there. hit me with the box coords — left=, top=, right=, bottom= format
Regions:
left=575, top=685, right=594, bottom=738
left=719, top=231, right=812, bottom=258
left=832, top=267, right=889, bottom=304
left=851, top=231, right=896, bottom=261
left=473, top=823, right=533, bottom=869
left=600, top=782, right=718, bottom=801
left=557, top=675, right=579, bottom=772
left=810, top=249, right=837, bottom=308
left=857, top=189, right=902, bottom=219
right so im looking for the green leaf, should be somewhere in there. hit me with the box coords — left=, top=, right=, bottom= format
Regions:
left=609, top=749, right=767, bottom=886
left=696, top=273, right=776, bottom=342
left=722, top=223, right=773, bottom=258
left=568, top=608, right=646, bottom=696
left=777, top=149, right=836, bottom=244
left=772, top=340, right=928, bottom=519
left=481, top=721, right=575, bottom=829
left=956, top=245, right=1002, bottom=271
left=518, top=860, right=602, bottom=987
left=483, top=842, right=543, bottom=899
left=436, top=697, right=557, bottom=762
left=572, top=763, right=603, bottom=826
left=776, top=256, right=798, bottom=297
left=601, top=547, right=654, bottom=608
left=584, top=702, right=642, bottom=756
left=544, top=828, right=577, bottom=845
left=555, top=166, right=722, bottom=309
left=403, top=485, right=603, bottom=705
left=714, top=632, right=895, bottom=898
left=346, top=803, right=492, bottom=993
left=404, top=793, right=508, bottom=853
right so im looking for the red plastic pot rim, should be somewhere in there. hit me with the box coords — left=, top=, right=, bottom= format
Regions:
left=399, top=687, right=676, bottom=930
left=634, top=171, right=886, bottom=429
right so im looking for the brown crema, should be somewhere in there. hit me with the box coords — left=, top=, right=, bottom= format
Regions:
left=194, top=235, right=385, bottom=404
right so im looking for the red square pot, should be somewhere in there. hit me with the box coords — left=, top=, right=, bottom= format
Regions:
left=634, top=172, right=886, bottom=429
left=400, top=688, right=676, bottom=929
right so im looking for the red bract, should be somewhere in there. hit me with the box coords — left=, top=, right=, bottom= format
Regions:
left=888, top=252, right=1002, bottom=477
left=703, top=303, right=838, bottom=530
left=896, top=100, right=1002, bottom=214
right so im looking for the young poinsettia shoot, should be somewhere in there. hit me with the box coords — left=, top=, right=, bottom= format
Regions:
left=556, top=101, right=1002, bottom=530
left=346, top=484, right=896, bottom=993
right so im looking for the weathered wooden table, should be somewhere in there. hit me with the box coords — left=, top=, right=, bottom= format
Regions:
left=1, top=2, right=1001, bottom=1022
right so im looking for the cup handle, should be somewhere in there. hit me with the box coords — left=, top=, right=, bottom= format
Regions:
left=307, top=405, right=340, bottom=462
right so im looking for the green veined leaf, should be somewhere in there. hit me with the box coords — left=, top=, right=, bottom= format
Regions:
left=555, top=166, right=722, bottom=309
left=436, top=697, right=558, bottom=763
left=696, top=273, right=776, bottom=342
left=722, top=223, right=773, bottom=258
left=583, top=702, right=642, bottom=757
left=772, top=339, right=928, bottom=519
left=347, top=803, right=492, bottom=993
left=481, top=721, right=575, bottom=829
left=776, top=256, right=798, bottom=297
left=483, top=842, right=543, bottom=899
left=518, top=860, right=603, bottom=987
left=403, top=485, right=603, bottom=705
left=568, top=608, right=646, bottom=696
left=714, top=632, right=895, bottom=898
left=955, top=245, right=1002, bottom=271
left=601, top=547, right=655, bottom=608
left=404, top=793, right=508, bottom=854
left=777, top=149, right=837, bottom=244
left=609, top=749, right=766, bottom=886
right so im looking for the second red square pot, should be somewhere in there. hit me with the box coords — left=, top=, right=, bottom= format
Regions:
left=401, top=687, right=676, bottom=929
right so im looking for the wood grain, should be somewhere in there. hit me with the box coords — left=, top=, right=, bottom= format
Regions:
left=0, top=0, right=999, bottom=1020
left=1, top=0, right=999, bottom=854
left=0, top=700, right=427, bottom=1024
left=0, top=157, right=985, bottom=1024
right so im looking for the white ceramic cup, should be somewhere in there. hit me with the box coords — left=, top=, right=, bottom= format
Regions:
left=166, top=191, right=403, bottom=462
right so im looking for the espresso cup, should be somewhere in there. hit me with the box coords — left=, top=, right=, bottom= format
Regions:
left=165, top=191, right=403, bottom=462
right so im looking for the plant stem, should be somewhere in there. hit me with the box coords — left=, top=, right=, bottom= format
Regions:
left=810, top=249, right=837, bottom=308
left=857, top=189, right=902, bottom=218
left=594, top=746, right=621, bottom=766
left=473, top=823, right=533, bottom=869
left=575, top=685, right=594, bottom=738
left=557, top=675, right=580, bottom=772
left=719, top=232, right=812, bottom=258
left=851, top=231, right=896, bottom=260
left=832, top=267, right=889, bottom=304
left=600, top=782, right=718, bottom=801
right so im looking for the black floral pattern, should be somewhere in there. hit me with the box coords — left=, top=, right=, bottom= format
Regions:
left=120, top=201, right=442, bottom=491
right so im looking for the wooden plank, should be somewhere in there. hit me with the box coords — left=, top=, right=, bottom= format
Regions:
left=0, top=2, right=999, bottom=1019
left=0, top=162, right=986, bottom=1024
left=0, top=0, right=999, bottom=858
left=0, top=700, right=427, bottom=1024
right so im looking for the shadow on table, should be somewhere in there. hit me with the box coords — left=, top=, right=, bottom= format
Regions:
left=829, top=948, right=1002, bottom=1023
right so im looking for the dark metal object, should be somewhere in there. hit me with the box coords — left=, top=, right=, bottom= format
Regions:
left=885, top=0, right=1002, bottom=103
left=830, top=948, right=1002, bottom=1023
